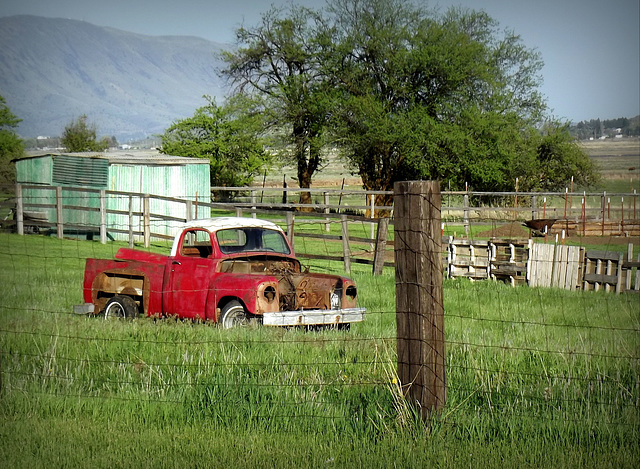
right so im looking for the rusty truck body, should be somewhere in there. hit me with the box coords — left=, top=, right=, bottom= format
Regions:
left=74, top=217, right=365, bottom=328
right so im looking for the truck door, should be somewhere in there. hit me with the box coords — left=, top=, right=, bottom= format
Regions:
left=166, top=229, right=213, bottom=320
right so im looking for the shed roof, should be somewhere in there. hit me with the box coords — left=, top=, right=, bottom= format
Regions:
left=15, top=150, right=208, bottom=166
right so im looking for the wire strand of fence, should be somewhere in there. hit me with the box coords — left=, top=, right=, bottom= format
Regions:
left=1, top=182, right=639, bottom=463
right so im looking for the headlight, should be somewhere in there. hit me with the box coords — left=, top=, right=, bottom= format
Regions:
left=263, top=285, right=276, bottom=303
left=330, top=288, right=342, bottom=310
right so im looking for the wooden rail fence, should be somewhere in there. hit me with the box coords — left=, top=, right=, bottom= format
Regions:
left=215, top=185, right=640, bottom=237
left=3, top=183, right=639, bottom=291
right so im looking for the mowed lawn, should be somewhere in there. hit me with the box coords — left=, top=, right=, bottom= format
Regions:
left=0, top=232, right=638, bottom=468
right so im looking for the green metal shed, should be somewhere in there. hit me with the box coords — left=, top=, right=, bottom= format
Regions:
left=14, top=150, right=211, bottom=240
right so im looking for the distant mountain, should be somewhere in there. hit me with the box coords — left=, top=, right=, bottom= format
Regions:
left=0, top=15, right=228, bottom=141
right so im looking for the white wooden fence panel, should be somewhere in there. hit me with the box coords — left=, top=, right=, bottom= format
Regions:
left=529, top=244, right=582, bottom=290
left=529, top=243, right=555, bottom=288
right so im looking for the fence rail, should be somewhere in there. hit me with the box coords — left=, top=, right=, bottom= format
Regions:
left=216, top=185, right=639, bottom=220
left=2, top=183, right=639, bottom=287
left=3, top=184, right=639, bottom=227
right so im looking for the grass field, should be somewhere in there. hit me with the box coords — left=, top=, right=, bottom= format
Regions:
left=0, top=232, right=638, bottom=468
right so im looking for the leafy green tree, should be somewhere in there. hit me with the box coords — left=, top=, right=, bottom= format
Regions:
left=160, top=95, right=270, bottom=193
left=219, top=0, right=598, bottom=207
left=319, top=0, right=556, bottom=204
left=0, top=95, right=24, bottom=186
left=61, top=115, right=109, bottom=152
left=221, top=5, right=330, bottom=205
left=524, top=121, right=600, bottom=192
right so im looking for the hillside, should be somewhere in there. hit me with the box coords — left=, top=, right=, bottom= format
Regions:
left=0, top=15, right=228, bottom=141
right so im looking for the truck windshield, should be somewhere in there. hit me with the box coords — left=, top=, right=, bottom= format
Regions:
left=216, top=228, right=291, bottom=255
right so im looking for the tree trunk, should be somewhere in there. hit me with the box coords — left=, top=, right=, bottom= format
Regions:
left=375, top=192, right=394, bottom=218
left=361, top=169, right=394, bottom=218
left=298, top=170, right=313, bottom=211
left=295, top=126, right=321, bottom=212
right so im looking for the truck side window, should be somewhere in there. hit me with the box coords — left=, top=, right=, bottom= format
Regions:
left=180, top=229, right=212, bottom=258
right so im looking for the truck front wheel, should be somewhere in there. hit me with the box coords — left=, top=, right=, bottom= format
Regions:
left=104, top=295, right=139, bottom=319
left=219, top=300, right=251, bottom=328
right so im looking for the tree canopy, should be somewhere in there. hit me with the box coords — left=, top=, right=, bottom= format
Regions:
left=220, top=0, right=598, bottom=204
left=160, top=95, right=271, bottom=192
left=320, top=0, right=593, bottom=198
left=221, top=5, right=331, bottom=203
left=61, top=115, right=109, bottom=152
left=0, top=95, right=24, bottom=186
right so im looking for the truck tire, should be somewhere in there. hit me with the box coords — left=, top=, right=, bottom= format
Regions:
left=219, top=300, right=250, bottom=328
left=104, top=295, right=139, bottom=319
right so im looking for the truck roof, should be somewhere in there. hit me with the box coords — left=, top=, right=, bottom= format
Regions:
left=170, top=217, right=288, bottom=258
left=178, top=217, right=285, bottom=233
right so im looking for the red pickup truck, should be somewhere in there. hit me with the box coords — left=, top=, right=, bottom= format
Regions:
left=74, top=217, right=365, bottom=328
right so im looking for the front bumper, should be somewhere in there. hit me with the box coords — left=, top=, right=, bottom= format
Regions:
left=262, top=307, right=366, bottom=326
left=73, top=303, right=95, bottom=315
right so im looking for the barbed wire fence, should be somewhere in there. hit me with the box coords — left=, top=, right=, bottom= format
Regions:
left=0, top=182, right=638, bottom=461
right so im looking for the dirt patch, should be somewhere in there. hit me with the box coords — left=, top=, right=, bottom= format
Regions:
left=475, top=222, right=530, bottom=239
left=474, top=222, right=639, bottom=246
left=568, top=235, right=640, bottom=246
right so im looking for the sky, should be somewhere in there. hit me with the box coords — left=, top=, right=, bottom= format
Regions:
left=1, top=0, right=638, bottom=123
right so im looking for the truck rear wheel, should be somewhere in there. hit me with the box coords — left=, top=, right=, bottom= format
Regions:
left=104, top=295, right=139, bottom=319
left=219, top=300, right=250, bottom=328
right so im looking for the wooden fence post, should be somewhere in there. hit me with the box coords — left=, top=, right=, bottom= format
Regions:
left=324, top=192, right=330, bottom=232
left=251, top=190, right=257, bottom=219
left=394, top=180, right=446, bottom=419
left=463, top=193, right=470, bottom=236
left=15, top=183, right=24, bottom=235
left=531, top=195, right=537, bottom=220
left=128, top=195, right=134, bottom=248
left=372, top=217, right=389, bottom=276
left=56, top=186, right=63, bottom=239
left=370, top=192, right=375, bottom=248
left=99, top=189, right=107, bottom=244
left=186, top=200, right=193, bottom=222
left=625, top=243, right=634, bottom=292
left=286, top=212, right=295, bottom=245
left=143, top=194, right=150, bottom=248
left=341, top=215, right=351, bottom=274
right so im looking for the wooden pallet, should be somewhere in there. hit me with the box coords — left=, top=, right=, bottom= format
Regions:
left=489, top=239, right=530, bottom=286
left=447, top=238, right=490, bottom=280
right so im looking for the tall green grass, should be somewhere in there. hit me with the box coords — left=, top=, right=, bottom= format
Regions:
left=0, top=232, right=638, bottom=468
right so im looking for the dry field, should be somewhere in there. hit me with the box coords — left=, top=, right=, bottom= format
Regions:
left=580, top=138, right=640, bottom=183
left=261, top=138, right=640, bottom=191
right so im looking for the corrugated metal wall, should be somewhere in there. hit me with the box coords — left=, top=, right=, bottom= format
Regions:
left=107, top=164, right=143, bottom=237
left=52, top=155, right=109, bottom=187
left=15, top=155, right=53, bottom=184
left=16, top=156, right=55, bottom=223
left=107, top=162, right=210, bottom=240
